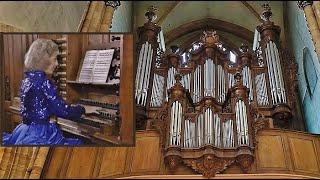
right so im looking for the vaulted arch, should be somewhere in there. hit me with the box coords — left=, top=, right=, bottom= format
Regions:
left=164, top=18, right=254, bottom=45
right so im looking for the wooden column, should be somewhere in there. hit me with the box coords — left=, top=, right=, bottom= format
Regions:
left=298, top=1, right=320, bottom=58
left=79, top=1, right=120, bottom=32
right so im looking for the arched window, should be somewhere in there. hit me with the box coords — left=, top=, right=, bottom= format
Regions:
left=303, top=47, right=318, bottom=96
left=230, top=51, right=236, bottom=63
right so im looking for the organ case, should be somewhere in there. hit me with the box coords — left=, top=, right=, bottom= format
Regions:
left=134, top=4, right=298, bottom=178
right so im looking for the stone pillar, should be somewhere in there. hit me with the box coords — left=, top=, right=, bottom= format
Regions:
left=298, top=1, right=320, bottom=57
left=80, top=1, right=120, bottom=32
left=100, top=1, right=121, bottom=32
left=312, top=1, right=320, bottom=29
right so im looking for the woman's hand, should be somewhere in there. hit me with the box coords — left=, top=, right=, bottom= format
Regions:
left=82, top=105, right=100, bottom=114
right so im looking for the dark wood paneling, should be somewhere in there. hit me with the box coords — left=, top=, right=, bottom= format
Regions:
left=120, top=34, right=134, bottom=145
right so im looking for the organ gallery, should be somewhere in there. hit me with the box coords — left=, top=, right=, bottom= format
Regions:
left=0, top=1, right=320, bottom=179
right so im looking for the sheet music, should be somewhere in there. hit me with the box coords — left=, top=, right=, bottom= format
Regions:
left=78, top=49, right=114, bottom=84
left=92, top=49, right=114, bottom=83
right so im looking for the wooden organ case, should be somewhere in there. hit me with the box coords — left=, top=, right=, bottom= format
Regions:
left=135, top=5, right=298, bottom=178
left=3, top=33, right=134, bottom=146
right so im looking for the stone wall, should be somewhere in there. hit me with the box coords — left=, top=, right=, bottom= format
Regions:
left=110, top=1, right=132, bottom=32
left=287, top=1, right=320, bottom=133
left=0, top=1, right=87, bottom=32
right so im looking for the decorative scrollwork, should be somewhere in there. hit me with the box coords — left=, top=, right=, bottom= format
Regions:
left=297, top=1, right=313, bottom=10
left=236, top=154, right=254, bottom=173
left=183, top=155, right=234, bottom=178
left=104, top=1, right=121, bottom=9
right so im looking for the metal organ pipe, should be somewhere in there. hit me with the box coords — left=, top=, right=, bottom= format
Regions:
left=273, top=42, right=287, bottom=103
left=182, top=74, right=191, bottom=91
left=135, top=43, right=146, bottom=104
left=184, top=119, right=188, bottom=147
left=170, top=101, right=175, bottom=146
left=191, top=120, right=196, bottom=147
left=242, top=66, right=253, bottom=102
left=140, top=43, right=151, bottom=106
left=143, top=47, right=154, bottom=106
left=269, top=41, right=280, bottom=104
left=193, top=65, right=202, bottom=103
left=214, top=113, right=221, bottom=147
left=242, top=100, right=249, bottom=144
left=166, top=67, right=177, bottom=101
left=217, top=65, right=226, bottom=103
left=228, top=73, right=235, bottom=89
left=150, top=74, right=165, bottom=107
left=253, top=28, right=261, bottom=51
left=204, top=108, right=213, bottom=144
left=196, top=114, right=204, bottom=147
left=235, top=100, right=249, bottom=146
left=135, top=42, right=154, bottom=106
left=265, top=40, right=287, bottom=105
left=158, top=30, right=166, bottom=52
left=265, top=42, right=276, bottom=104
left=222, top=120, right=234, bottom=148
left=255, top=73, right=269, bottom=106
left=204, top=59, right=215, bottom=97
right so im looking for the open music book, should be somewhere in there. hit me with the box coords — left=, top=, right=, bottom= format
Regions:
left=78, top=49, right=115, bottom=84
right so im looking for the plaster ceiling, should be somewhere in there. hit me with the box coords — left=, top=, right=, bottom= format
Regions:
left=134, top=1, right=285, bottom=46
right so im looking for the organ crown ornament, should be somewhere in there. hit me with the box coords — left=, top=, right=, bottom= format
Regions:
left=240, top=43, right=249, bottom=53
left=261, top=4, right=272, bottom=21
left=145, top=5, right=158, bottom=22
left=201, top=30, right=220, bottom=46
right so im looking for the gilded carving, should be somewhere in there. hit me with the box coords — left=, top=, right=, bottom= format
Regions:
left=183, top=155, right=234, bottom=178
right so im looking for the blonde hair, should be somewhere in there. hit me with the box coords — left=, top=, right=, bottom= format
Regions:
left=24, top=39, right=59, bottom=71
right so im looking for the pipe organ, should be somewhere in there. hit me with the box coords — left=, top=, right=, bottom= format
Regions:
left=135, top=4, right=297, bottom=178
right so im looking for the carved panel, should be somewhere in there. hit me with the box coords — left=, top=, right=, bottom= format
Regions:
left=289, top=137, right=320, bottom=173
left=257, top=135, right=287, bottom=169
left=183, top=155, right=234, bottom=178
left=98, top=147, right=128, bottom=177
left=130, top=134, right=161, bottom=173
left=65, top=147, right=98, bottom=178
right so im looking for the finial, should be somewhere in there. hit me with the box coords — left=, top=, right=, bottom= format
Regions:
left=145, top=5, right=158, bottom=22
left=201, top=30, right=220, bottom=46
left=104, top=1, right=121, bottom=8
left=261, top=4, right=272, bottom=21
left=239, top=43, right=249, bottom=53
left=170, top=45, right=179, bottom=54
left=234, top=72, right=242, bottom=84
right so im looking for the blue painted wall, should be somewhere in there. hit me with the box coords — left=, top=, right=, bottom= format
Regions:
left=287, top=1, right=320, bottom=133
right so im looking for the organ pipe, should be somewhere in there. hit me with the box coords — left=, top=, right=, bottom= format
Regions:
left=150, top=74, right=165, bottom=107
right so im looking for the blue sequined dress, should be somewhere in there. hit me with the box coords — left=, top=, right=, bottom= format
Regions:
left=3, top=70, right=85, bottom=145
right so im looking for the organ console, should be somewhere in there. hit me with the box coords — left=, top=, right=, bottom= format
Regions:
left=134, top=4, right=298, bottom=177
left=51, top=34, right=132, bottom=145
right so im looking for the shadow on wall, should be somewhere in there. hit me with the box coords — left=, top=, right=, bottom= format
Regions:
left=287, top=1, right=320, bottom=134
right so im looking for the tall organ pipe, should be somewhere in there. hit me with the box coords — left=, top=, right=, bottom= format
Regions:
left=150, top=74, right=165, bottom=107
left=265, top=40, right=287, bottom=105
left=235, top=100, right=249, bottom=146
left=135, top=42, right=154, bottom=106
